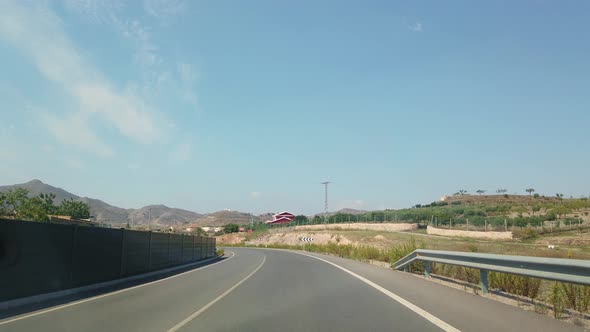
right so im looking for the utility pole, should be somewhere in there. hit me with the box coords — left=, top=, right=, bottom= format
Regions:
left=321, top=181, right=331, bottom=224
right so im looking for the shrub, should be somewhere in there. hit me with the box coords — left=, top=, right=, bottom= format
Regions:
left=490, top=273, right=541, bottom=299
left=550, top=282, right=565, bottom=318
left=513, top=227, right=539, bottom=239
left=560, top=283, right=590, bottom=313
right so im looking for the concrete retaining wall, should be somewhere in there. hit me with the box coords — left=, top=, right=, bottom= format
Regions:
left=294, top=223, right=418, bottom=232
left=427, top=226, right=513, bottom=240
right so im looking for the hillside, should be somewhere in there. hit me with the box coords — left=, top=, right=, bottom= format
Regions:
left=313, top=208, right=368, bottom=217
left=0, top=179, right=77, bottom=203
left=129, top=205, right=202, bottom=226
left=193, top=211, right=263, bottom=227
left=441, top=194, right=563, bottom=205
left=0, top=180, right=201, bottom=226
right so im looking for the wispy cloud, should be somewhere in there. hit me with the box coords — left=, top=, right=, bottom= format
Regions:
left=250, top=191, right=262, bottom=199
left=408, top=22, right=423, bottom=32
left=144, top=0, right=187, bottom=24
left=42, top=112, right=115, bottom=157
left=0, top=2, right=163, bottom=156
left=63, top=0, right=198, bottom=108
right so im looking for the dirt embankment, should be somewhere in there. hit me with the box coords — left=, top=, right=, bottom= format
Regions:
left=294, top=223, right=417, bottom=232
left=246, top=232, right=354, bottom=246
left=427, top=226, right=513, bottom=240
left=216, top=233, right=246, bottom=245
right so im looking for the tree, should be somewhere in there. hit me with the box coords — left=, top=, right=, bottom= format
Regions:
left=2, top=188, right=29, bottom=216
left=496, top=189, right=507, bottom=194
left=550, top=205, right=570, bottom=219
left=526, top=188, right=535, bottom=196
left=556, top=193, right=564, bottom=200
left=39, top=193, right=57, bottom=215
left=458, top=190, right=468, bottom=196
left=223, top=223, right=239, bottom=233
left=58, top=199, right=90, bottom=219
left=476, top=190, right=486, bottom=196
left=294, top=215, right=309, bottom=225
left=18, top=196, right=52, bottom=222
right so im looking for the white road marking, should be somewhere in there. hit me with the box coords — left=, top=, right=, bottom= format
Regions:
left=166, top=255, right=267, bottom=332
left=0, top=252, right=236, bottom=326
left=293, top=251, right=461, bottom=332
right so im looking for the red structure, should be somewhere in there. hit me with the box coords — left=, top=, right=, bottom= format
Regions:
left=265, top=211, right=295, bottom=225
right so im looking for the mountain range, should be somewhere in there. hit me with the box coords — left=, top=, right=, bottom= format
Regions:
left=0, top=180, right=366, bottom=226
left=0, top=180, right=207, bottom=226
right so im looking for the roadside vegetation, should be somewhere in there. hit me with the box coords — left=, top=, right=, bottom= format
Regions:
left=0, top=188, right=90, bottom=221
left=225, top=237, right=590, bottom=321
left=238, top=194, right=590, bottom=244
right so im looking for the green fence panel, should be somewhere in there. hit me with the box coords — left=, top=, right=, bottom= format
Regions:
left=71, top=227, right=122, bottom=287
left=182, top=235, right=193, bottom=263
left=168, top=234, right=183, bottom=266
left=149, top=232, right=169, bottom=270
left=0, top=219, right=74, bottom=301
left=193, top=236, right=202, bottom=260
left=121, top=230, right=150, bottom=276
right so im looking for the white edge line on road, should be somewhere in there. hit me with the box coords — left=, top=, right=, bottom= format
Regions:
left=0, top=252, right=236, bottom=326
left=166, top=255, right=267, bottom=332
left=292, top=251, right=461, bottom=332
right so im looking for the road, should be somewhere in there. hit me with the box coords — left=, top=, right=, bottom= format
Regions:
left=0, top=248, right=582, bottom=332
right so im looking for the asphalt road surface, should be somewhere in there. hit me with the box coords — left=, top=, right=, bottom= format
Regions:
left=0, top=248, right=582, bottom=332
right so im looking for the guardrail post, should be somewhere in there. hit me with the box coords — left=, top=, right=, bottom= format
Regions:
left=424, top=261, right=431, bottom=279
left=480, top=269, right=489, bottom=294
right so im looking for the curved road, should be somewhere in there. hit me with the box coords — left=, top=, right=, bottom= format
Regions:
left=0, top=248, right=582, bottom=332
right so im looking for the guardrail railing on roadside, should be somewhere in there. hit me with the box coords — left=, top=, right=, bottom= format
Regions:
left=393, top=249, right=590, bottom=294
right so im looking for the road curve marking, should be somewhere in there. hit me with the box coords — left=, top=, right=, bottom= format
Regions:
left=0, top=252, right=237, bottom=326
left=166, top=254, right=267, bottom=332
left=293, top=251, right=461, bottom=332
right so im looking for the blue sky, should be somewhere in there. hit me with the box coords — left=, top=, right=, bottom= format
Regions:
left=1, top=1, right=589, bottom=215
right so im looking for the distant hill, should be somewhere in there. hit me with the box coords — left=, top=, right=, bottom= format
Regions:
left=0, top=180, right=201, bottom=226
left=441, top=194, right=563, bottom=205
left=313, top=208, right=369, bottom=217
left=0, top=179, right=77, bottom=203
left=129, top=205, right=202, bottom=226
left=192, top=211, right=263, bottom=227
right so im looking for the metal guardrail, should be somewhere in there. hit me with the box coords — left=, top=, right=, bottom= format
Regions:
left=393, top=249, right=590, bottom=294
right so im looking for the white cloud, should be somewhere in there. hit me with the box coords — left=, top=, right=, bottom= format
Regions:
left=63, top=0, right=123, bottom=23
left=409, top=22, right=423, bottom=32
left=0, top=2, right=163, bottom=156
left=250, top=191, right=262, bottom=199
left=63, top=0, right=198, bottom=109
left=169, top=142, right=191, bottom=162
left=42, top=112, right=115, bottom=157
